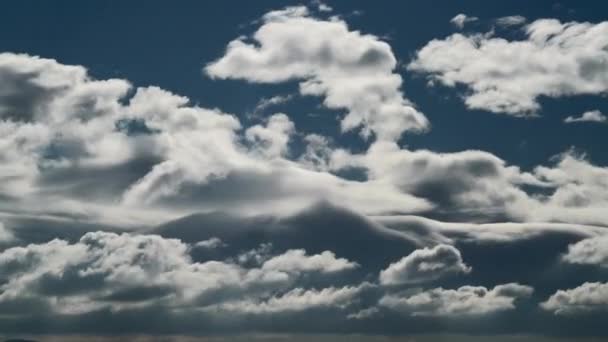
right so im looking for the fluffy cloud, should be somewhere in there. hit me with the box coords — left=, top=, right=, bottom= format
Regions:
left=0, top=52, right=435, bottom=225
left=541, top=282, right=608, bottom=315
left=214, top=284, right=367, bottom=314
left=262, top=249, right=358, bottom=274
left=331, top=141, right=542, bottom=221
left=409, top=19, right=608, bottom=115
left=562, top=235, right=608, bottom=266
left=450, top=14, right=478, bottom=29
left=564, top=110, right=607, bottom=123
left=379, top=244, right=471, bottom=285
left=380, top=283, right=533, bottom=316
left=205, top=6, right=428, bottom=141
left=0, top=231, right=359, bottom=315
left=245, top=113, right=295, bottom=158
left=333, top=142, right=608, bottom=226
left=531, top=151, right=608, bottom=225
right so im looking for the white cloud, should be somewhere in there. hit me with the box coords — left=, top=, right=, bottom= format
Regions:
left=0, top=231, right=360, bottom=314
left=0, top=221, right=14, bottom=242
left=250, top=94, right=294, bottom=118
left=332, top=142, right=608, bottom=226
left=1, top=19, right=608, bottom=248
left=245, top=113, right=295, bottom=158
left=376, top=214, right=606, bottom=244
left=206, top=6, right=428, bottom=141
left=450, top=14, right=478, bottom=29
left=380, top=283, right=533, bottom=316
left=312, top=0, right=333, bottom=12
left=331, top=141, right=541, bottom=221
left=262, top=249, right=358, bottom=274
left=495, top=15, right=527, bottom=27
left=215, top=284, right=367, bottom=314
left=541, top=282, right=608, bottom=315
left=347, top=306, right=380, bottom=320
left=531, top=151, right=608, bottom=225
left=379, top=244, right=471, bottom=285
left=562, top=235, right=608, bottom=266
left=564, top=110, right=607, bottom=123
left=409, top=19, right=608, bottom=115
left=193, top=237, right=226, bottom=249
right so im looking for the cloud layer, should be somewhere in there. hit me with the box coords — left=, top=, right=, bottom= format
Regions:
left=0, top=3, right=607, bottom=338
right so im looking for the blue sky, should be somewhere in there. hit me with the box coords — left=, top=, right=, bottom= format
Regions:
left=0, top=1, right=608, bottom=341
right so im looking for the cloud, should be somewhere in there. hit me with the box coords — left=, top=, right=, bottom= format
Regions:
left=331, top=141, right=542, bottom=222
left=193, top=237, right=226, bottom=249
left=0, top=231, right=359, bottom=315
left=312, top=0, right=333, bottom=13
left=2, top=8, right=608, bottom=336
left=376, top=214, right=605, bottom=244
left=531, top=151, right=608, bottom=225
left=347, top=306, right=380, bottom=320
left=564, top=110, right=607, bottom=123
left=562, top=235, right=608, bottom=266
left=380, top=283, right=533, bottom=316
left=450, top=14, right=478, bottom=29
left=245, top=113, right=295, bottom=158
left=541, top=282, right=608, bottom=315
left=409, top=19, right=608, bottom=115
left=262, top=249, right=358, bottom=274
left=333, top=142, right=608, bottom=226
left=214, top=284, right=367, bottom=314
left=0, top=52, right=435, bottom=224
left=495, top=15, right=527, bottom=27
left=205, top=6, right=429, bottom=141
left=379, top=244, right=471, bottom=285
left=0, top=221, right=14, bottom=242
left=250, top=94, right=294, bottom=118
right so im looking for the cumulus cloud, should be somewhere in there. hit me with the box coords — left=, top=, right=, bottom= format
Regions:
left=562, top=235, right=608, bottom=266
left=380, top=283, right=533, bottom=316
left=541, top=282, right=608, bottom=315
left=409, top=19, right=608, bottom=115
left=450, top=14, right=478, bottom=29
left=0, top=231, right=359, bottom=315
left=0, top=52, right=436, bottom=225
left=2, top=7, right=608, bottom=336
left=331, top=141, right=543, bottom=221
left=531, top=151, right=608, bottom=225
left=331, top=142, right=608, bottom=226
left=564, top=110, right=607, bottom=123
left=379, top=244, right=471, bottom=285
left=245, top=113, right=295, bottom=158
left=206, top=6, right=428, bottom=141
left=214, top=284, right=367, bottom=314
left=262, top=249, right=358, bottom=274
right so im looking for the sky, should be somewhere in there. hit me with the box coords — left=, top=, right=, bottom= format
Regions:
left=0, top=0, right=607, bottom=341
